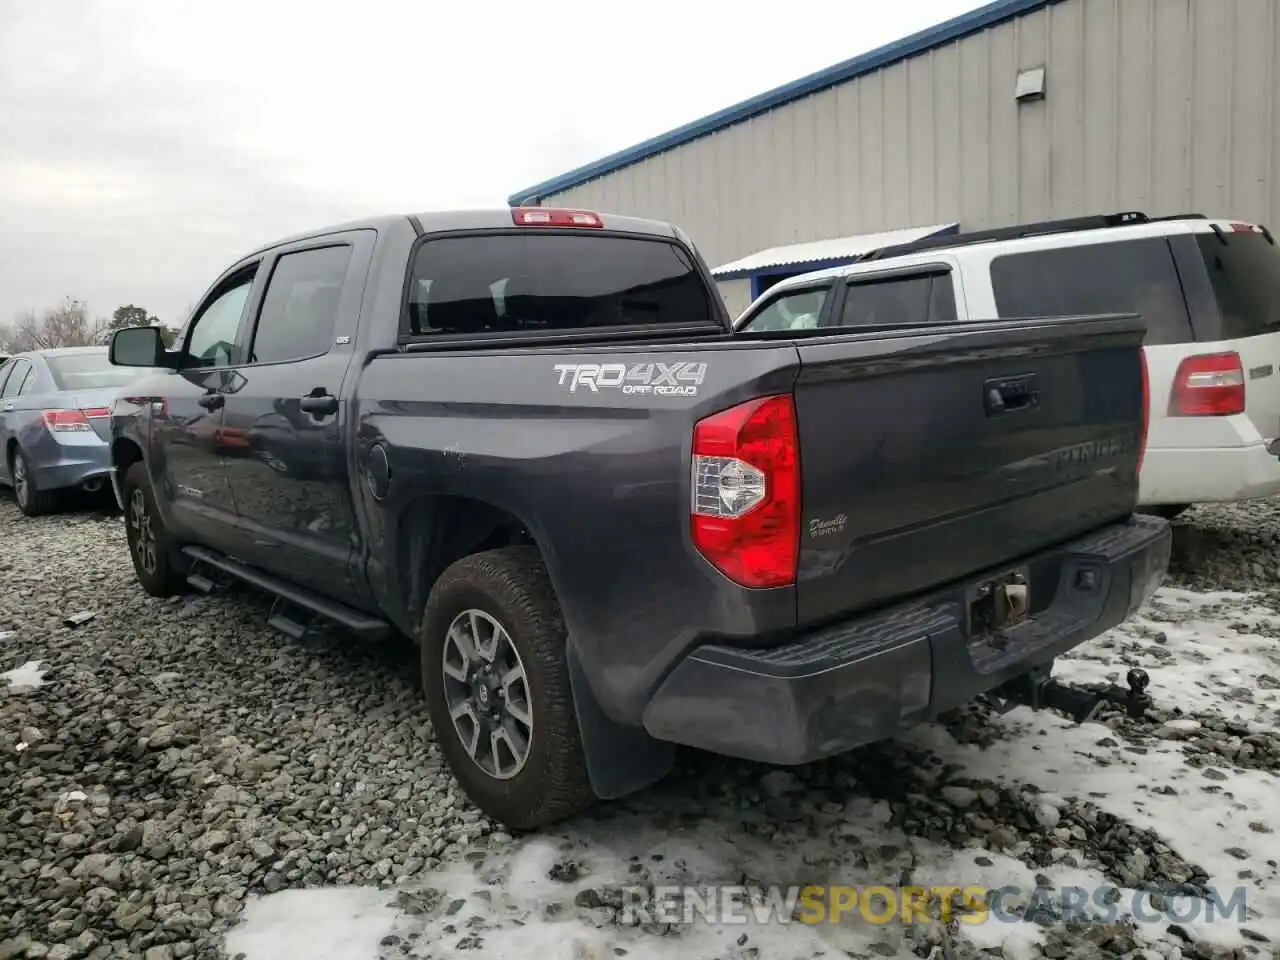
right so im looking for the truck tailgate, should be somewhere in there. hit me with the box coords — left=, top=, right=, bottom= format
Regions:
left=793, top=313, right=1147, bottom=625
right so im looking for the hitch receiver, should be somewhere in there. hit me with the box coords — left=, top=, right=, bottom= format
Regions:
left=989, top=667, right=1152, bottom=724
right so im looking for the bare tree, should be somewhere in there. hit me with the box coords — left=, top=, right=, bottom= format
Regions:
left=0, top=298, right=109, bottom=353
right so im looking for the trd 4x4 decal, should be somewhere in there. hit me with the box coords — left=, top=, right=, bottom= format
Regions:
left=553, top=361, right=707, bottom=396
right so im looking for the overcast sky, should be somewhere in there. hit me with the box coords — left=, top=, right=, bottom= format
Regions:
left=1, top=0, right=986, bottom=327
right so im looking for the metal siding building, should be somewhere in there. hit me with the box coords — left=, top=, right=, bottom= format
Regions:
left=509, top=0, right=1280, bottom=318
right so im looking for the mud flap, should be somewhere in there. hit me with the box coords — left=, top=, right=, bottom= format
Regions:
left=567, top=639, right=674, bottom=800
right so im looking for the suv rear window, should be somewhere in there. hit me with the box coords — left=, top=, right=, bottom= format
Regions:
left=1195, top=231, right=1280, bottom=339
left=989, top=238, right=1193, bottom=344
left=404, top=233, right=715, bottom=337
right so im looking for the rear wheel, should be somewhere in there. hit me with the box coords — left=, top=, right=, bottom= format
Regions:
left=11, top=447, right=58, bottom=517
left=419, top=546, right=595, bottom=829
left=123, top=462, right=188, bottom=596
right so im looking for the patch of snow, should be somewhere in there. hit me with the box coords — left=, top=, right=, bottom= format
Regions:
left=2, top=659, right=48, bottom=691
left=359, top=803, right=1113, bottom=960
left=907, top=713, right=1280, bottom=947
left=224, top=886, right=399, bottom=960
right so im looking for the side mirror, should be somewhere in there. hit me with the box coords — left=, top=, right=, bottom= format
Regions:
left=110, top=326, right=174, bottom=368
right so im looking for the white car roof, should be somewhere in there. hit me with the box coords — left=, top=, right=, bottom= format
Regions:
left=765, top=215, right=1263, bottom=297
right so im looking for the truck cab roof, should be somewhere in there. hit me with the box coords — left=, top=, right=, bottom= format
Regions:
left=238, top=209, right=685, bottom=263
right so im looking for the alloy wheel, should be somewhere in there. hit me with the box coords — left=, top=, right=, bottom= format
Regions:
left=129, top=487, right=158, bottom=574
left=441, top=608, right=534, bottom=780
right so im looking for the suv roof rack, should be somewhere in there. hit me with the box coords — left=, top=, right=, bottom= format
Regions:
left=857, top=211, right=1209, bottom=262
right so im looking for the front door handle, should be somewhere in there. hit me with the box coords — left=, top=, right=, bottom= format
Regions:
left=3, top=403, right=13, bottom=412
left=299, top=390, right=338, bottom=417
left=197, top=392, right=224, bottom=411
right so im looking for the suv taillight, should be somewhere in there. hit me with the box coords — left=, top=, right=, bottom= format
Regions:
left=690, top=395, right=800, bottom=588
left=1137, top=349, right=1149, bottom=474
left=1168, top=352, right=1245, bottom=417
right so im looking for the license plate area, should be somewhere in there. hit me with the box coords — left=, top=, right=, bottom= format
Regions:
left=966, top=567, right=1031, bottom=642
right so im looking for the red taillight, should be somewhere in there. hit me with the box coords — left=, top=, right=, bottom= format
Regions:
left=42, top=409, right=92, bottom=432
left=690, top=394, right=801, bottom=589
left=81, top=407, right=111, bottom=419
left=511, top=207, right=603, bottom=228
left=1137, top=349, right=1149, bottom=474
left=1168, top=352, right=1245, bottom=417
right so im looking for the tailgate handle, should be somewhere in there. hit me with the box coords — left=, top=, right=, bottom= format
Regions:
left=984, top=374, right=1039, bottom=416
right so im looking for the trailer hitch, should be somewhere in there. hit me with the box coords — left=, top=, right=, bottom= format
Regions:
left=988, top=667, right=1152, bottom=724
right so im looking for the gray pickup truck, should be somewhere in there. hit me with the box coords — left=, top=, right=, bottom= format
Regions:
left=105, top=207, right=1170, bottom=829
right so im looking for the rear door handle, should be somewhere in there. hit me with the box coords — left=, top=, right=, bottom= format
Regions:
left=2, top=403, right=13, bottom=412
left=299, top=391, right=338, bottom=417
left=984, top=374, right=1040, bottom=416
left=197, top=393, right=224, bottom=411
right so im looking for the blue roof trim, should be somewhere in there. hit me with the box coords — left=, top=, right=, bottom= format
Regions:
left=508, top=0, right=1054, bottom=206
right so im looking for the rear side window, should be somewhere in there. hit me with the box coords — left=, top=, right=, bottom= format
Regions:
left=738, top=286, right=830, bottom=331
left=250, top=245, right=352, bottom=364
left=990, top=239, right=1191, bottom=345
left=838, top=273, right=957, bottom=327
left=1195, top=231, right=1280, bottom=339
left=2, top=361, right=32, bottom=398
left=404, top=233, right=715, bottom=337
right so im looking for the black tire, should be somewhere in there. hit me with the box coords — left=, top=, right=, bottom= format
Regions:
left=11, top=446, right=58, bottom=517
left=419, top=546, right=595, bottom=829
left=122, top=462, right=188, bottom=597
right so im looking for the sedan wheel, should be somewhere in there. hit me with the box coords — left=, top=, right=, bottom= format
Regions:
left=12, top=454, right=28, bottom=509
left=10, top=447, right=56, bottom=517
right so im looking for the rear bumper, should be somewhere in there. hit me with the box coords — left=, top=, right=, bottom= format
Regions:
left=1139, top=439, right=1280, bottom=505
left=641, top=515, right=1171, bottom=765
left=30, top=444, right=112, bottom=492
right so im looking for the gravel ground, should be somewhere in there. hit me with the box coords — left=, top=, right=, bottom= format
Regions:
left=1, top=498, right=1279, bottom=960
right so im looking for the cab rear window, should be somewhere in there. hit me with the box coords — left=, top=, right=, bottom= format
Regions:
left=403, top=233, right=717, bottom=337
left=1195, top=230, right=1280, bottom=340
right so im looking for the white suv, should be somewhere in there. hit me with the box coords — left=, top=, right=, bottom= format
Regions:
left=734, top=211, right=1280, bottom=517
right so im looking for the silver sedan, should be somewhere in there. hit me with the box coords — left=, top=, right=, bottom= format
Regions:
left=0, top=346, right=150, bottom=516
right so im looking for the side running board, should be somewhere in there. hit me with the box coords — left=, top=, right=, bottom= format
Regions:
left=180, top=545, right=391, bottom=642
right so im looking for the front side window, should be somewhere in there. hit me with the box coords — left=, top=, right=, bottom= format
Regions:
left=738, top=287, right=830, bottom=332
left=186, top=272, right=256, bottom=368
left=249, top=245, right=352, bottom=364
left=989, top=239, right=1192, bottom=344
left=2, top=361, right=31, bottom=399
left=404, top=233, right=715, bottom=337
